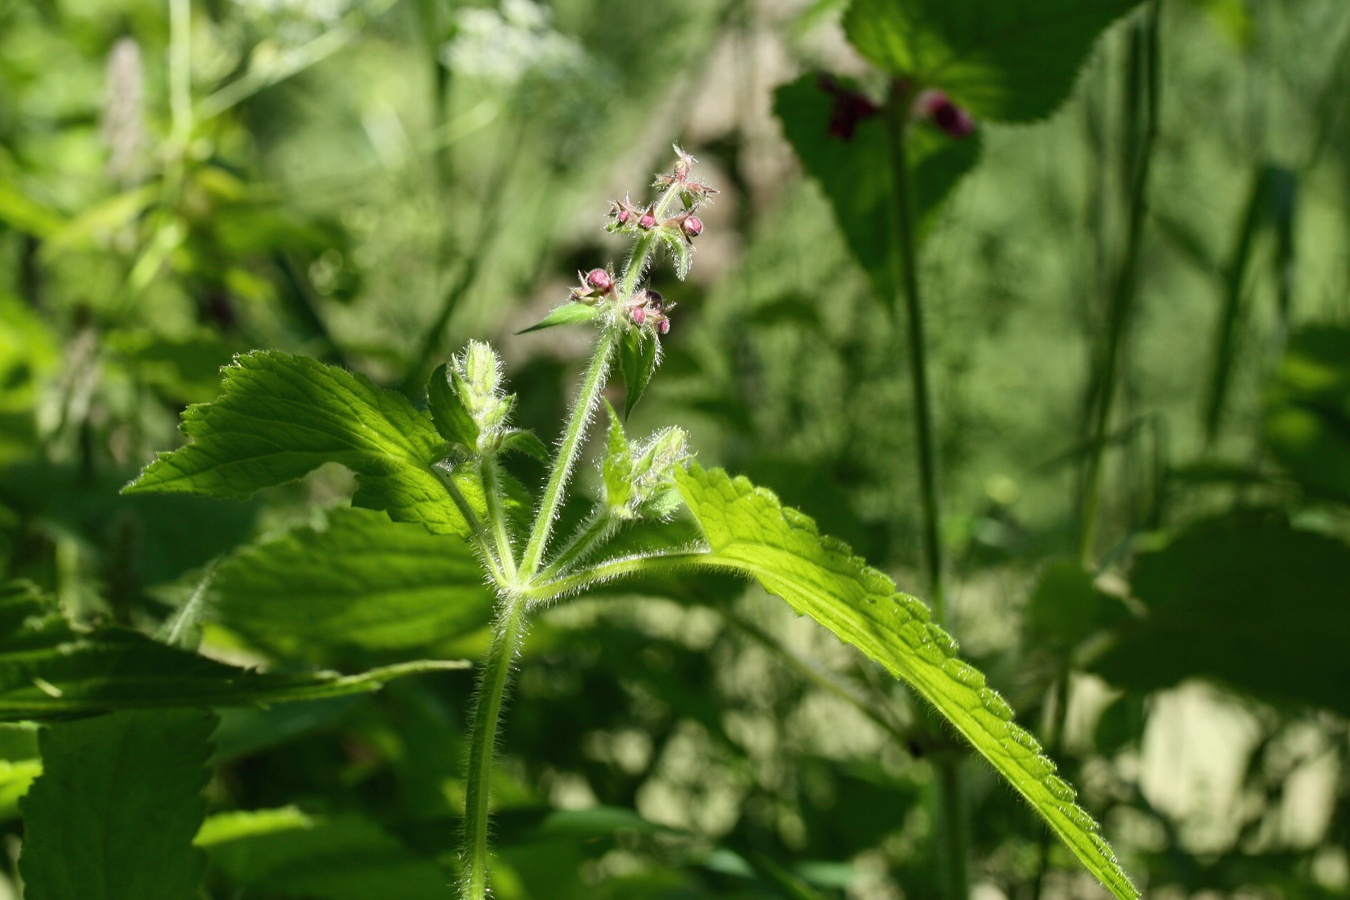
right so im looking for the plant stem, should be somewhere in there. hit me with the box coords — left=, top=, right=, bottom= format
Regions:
left=1078, top=0, right=1160, bottom=567
left=538, top=509, right=617, bottom=581
left=481, top=457, right=519, bottom=582
left=518, top=328, right=618, bottom=579
left=167, top=0, right=193, bottom=147
left=460, top=594, right=528, bottom=900
left=885, top=80, right=965, bottom=900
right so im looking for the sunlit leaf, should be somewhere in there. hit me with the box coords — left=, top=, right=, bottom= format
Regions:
left=516, top=302, right=600, bottom=334
left=122, top=351, right=471, bottom=537
left=19, top=709, right=216, bottom=900
left=675, top=464, right=1138, bottom=900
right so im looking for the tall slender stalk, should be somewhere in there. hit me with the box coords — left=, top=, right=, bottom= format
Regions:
left=884, top=80, right=964, bottom=900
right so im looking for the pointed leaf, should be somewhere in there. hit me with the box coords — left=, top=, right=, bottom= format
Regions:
left=516, top=302, right=600, bottom=334
left=619, top=328, right=659, bottom=420
left=674, top=464, right=1138, bottom=900
left=601, top=400, right=634, bottom=513
left=209, top=507, right=495, bottom=663
left=427, top=362, right=480, bottom=451
left=123, top=351, right=470, bottom=537
left=499, top=429, right=550, bottom=463
left=843, top=0, right=1144, bottom=121
left=0, top=582, right=468, bottom=720
left=19, top=709, right=216, bottom=900
left=775, top=74, right=981, bottom=304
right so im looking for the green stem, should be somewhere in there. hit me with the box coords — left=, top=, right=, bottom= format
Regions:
left=481, top=457, right=519, bottom=583
left=537, top=509, right=618, bottom=581
left=460, top=594, right=528, bottom=900
left=167, top=0, right=193, bottom=147
left=526, top=549, right=707, bottom=607
left=518, top=329, right=618, bottom=579
left=886, top=81, right=964, bottom=900
left=439, top=468, right=504, bottom=584
left=1078, top=0, right=1160, bottom=567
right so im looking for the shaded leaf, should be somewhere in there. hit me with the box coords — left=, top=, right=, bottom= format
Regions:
left=19, top=709, right=215, bottom=900
left=1264, top=324, right=1350, bottom=501
left=619, top=327, right=660, bottom=420
left=209, top=507, right=494, bottom=663
left=198, top=808, right=451, bottom=900
left=775, top=74, right=980, bottom=304
left=1091, top=511, right=1350, bottom=716
left=1024, top=558, right=1131, bottom=653
left=675, top=464, right=1138, bottom=900
left=122, top=352, right=470, bottom=538
left=427, top=362, right=480, bottom=451
left=843, top=0, right=1143, bottom=121
left=0, top=582, right=468, bottom=720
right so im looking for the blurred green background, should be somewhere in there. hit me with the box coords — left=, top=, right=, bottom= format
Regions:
left=2, top=0, right=1349, bottom=897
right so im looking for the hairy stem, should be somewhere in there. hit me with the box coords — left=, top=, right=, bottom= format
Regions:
left=518, top=328, right=618, bottom=579
left=461, top=593, right=528, bottom=900
left=481, top=457, right=519, bottom=582
left=538, top=509, right=618, bottom=581
left=886, top=81, right=965, bottom=900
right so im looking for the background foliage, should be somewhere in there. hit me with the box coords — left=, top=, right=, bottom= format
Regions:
left=2, top=0, right=1349, bottom=897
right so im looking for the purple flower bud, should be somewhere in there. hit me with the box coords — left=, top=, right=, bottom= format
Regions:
left=646, top=290, right=664, bottom=311
left=639, top=211, right=657, bottom=230
left=682, top=215, right=703, bottom=238
left=617, top=209, right=631, bottom=224
left=586, top=268, right=613, bottom=292
left=915, top=89, right=975, bottom=139
left=631, top=306, right=646, bottom=325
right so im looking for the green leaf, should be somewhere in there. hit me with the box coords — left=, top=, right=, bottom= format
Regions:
left=0, top=758, right=40, bottom=820
left=209, top=507, right=495, bottom=663
left=843, top=0, right=1143, bottom=121
left=428, top=362, right=480, bottom=451
left=1090, top=511, right=1350, bottom=716
left=774, top=74, right=981, bottom=304
left=516, top=302, right=601, bottom=334
left=19, top=709, right=216, bottom=900
left=619, top=327, right=659, bottom=420
left=1024, top=559, right=1131, bottom=653
left=1264, top=324, right=1350, bottom=501
left=499, top=429, right=550, bottom=463
left=674, top=464, right=1138, bottom=900
left=601, top=401, right=634, bottom=513
left=0, top=581, right=468, bottom=720
left=122, top=351, right=470, bottom=538
left=197, top=808, right=452, bottom=900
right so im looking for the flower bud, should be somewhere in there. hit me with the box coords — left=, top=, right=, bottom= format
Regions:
left=915, top=89, right=975, bottom=138
left=658, top=317, right=670, bottom=335
left=639, top=211, right=657, bottom=230
left=681, top=215, right=703, bottom=238
left=631, top=306, right=646, bottom=326
left=586, top=268, right=613, bottom=292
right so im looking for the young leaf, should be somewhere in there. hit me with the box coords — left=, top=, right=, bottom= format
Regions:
left=775, top=74, right=981, bottom=305
left=601, top=400, right=634, bottom=514
left=674, top=464, right=1138, bottom=900
left=843, top=0, right=1144, bottom=122
left=516, top=302, right=601, bottom=334
left=197, top=809, right=451, bottom=900
left=428, top=361, right=480, bottom=451
left=619, top=327, right=659, bottom=420
left=122, top=351, right=472, bottom=538
left=19, top=709, right=216, bottom=900
left=208, top=507, right=495, bottom=663
left=499, top=429, right=550, bottom=463
left=0, top=581, right=468, bottom=720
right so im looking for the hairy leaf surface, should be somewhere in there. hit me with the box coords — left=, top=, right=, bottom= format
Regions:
left=123, top=351, right=471, bottom=537
left=0, top=582, right=467, bottom=719
left=843, top=0, right=1143, bottom=121
left=20, top=709, right=215, bottom=900
left=210, top=507, right=494, bottom=662
left=675, top=464, right=1138, bottom=900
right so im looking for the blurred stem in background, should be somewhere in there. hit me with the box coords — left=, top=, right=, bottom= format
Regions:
left=885, top=80, right=966, bottom=900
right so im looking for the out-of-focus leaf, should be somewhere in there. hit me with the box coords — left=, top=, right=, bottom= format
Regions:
left=774, top=74, right=981, bottom=304
left=675, top=464, right=1138, bottom=900
left=1264, top=324, right=1350, bottom=501
left=19, top=709, right=215, bottom=900
left=198, top=808, right=451, bottom=900
left=0, top=759, right=40, bottom=820
left=1091, top=511, right=1350, bottom=716
left=121, top=351, right=474, bottom=537
left=842, top=0, right=1143, bottom=121
left=0, top=178, right=64, bottom=237
left=209, top=507, right=494, bottom=663
left=106, top=329, right=243, bottom=405
left=0, top=581, right=468, bottom=720
left=1024, top=558, right=1131, bottom=653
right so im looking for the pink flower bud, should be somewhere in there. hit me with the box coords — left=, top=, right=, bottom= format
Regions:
left=631, top=306, right=646, bottom=325
left=586, top=268, right=613, bottom=292
left=682, top=215, right=703, bottom=238
left=639, top=212, right=657, bottom=230
left=617, top=209, right=631, bottom=224
left=658, top=317, right=670, bottom=335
